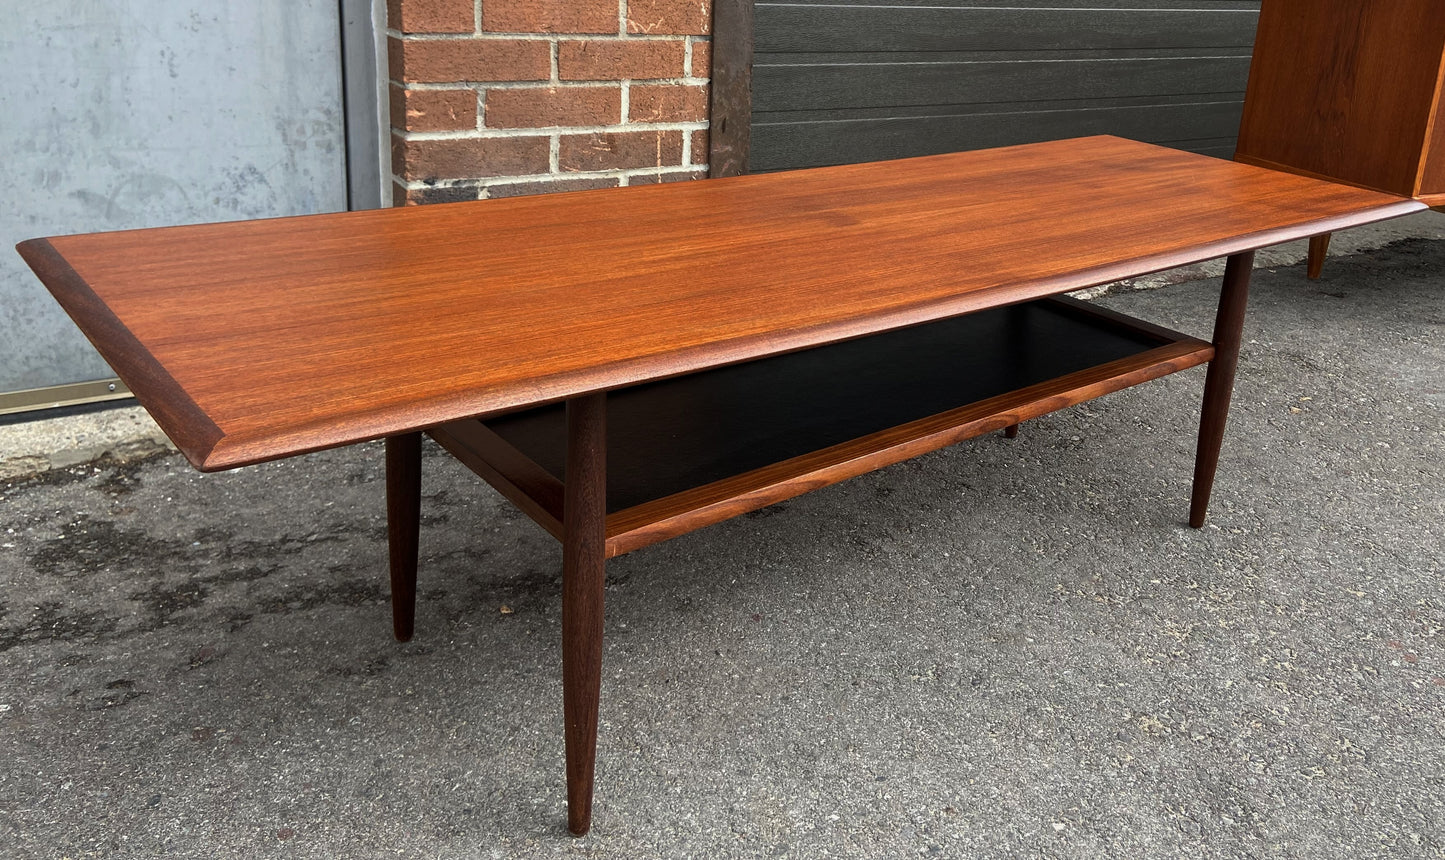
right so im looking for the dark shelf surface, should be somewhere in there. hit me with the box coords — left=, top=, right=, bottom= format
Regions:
left=485, top=298, right=1178, bottom=514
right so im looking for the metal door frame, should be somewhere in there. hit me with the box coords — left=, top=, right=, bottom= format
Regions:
left=341, top=0, right=388, bottom=211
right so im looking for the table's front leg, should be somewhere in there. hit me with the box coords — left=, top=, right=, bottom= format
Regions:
left=1190, top=250, right=1254, bottom=528
left=562, top=393, right=607, bottom=836
left=386, top=432, right=422, bottom=642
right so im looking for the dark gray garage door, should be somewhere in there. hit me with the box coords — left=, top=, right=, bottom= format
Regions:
left=750, top=0, right=1261, bottom=172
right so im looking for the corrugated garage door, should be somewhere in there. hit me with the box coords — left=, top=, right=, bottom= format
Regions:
left=750, top=0, right=1261, bottom=172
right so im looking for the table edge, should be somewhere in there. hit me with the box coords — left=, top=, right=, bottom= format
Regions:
left=16, top=237, right=224, bottom=467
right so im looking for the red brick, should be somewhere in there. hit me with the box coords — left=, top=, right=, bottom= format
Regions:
left=486, top=177, right=621, bottom=198
left=388, top=0, right=474, bottom=33
left=392, top=181, right=410, bottom=207
left=559, top=131, right=684, bottom=171
left=389, top=85, right=406, bottom=128
left=486, top=86, right=621, bottom=128
left=558, top=39, right=686, bottom=81
left=627, top=167, right=708, bottom=184
left=390, top=37, right=549, bottom=83
left=482, top=0, right=617, bottom=34
left=391, top=136, right=406, bottom=178
left=402, top=183, right=485, bottom=205
left=390, top=86, right=478, bottom=132
left=690, top=39, right=711, bottom=77
left=690, top=129, right=709, bottom=164
left=628, top=84, right=708, bottom=122
left=393, top=135, right=550, bottom=180
left=627, top=0, right=711, bottom=35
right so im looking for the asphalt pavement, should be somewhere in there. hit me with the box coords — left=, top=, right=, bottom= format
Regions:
left=1, top=238, right=1442, bottom=858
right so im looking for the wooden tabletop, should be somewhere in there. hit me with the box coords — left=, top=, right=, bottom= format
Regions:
left=18, top=136, right=1424, bottom=471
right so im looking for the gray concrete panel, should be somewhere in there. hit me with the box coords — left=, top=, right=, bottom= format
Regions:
left=1, top=1, right=347, bottom=392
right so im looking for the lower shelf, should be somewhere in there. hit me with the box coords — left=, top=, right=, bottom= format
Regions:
left=430, top=297, right=1213, bottom=557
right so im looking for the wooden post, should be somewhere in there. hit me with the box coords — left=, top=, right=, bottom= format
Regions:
left=386, top=432, right=422, bottom=642
left=561, top=393, right=607, bottom=836
left=707, top=0, right=754, bottom=178
left=1190, top=251, right=1254, bottom=528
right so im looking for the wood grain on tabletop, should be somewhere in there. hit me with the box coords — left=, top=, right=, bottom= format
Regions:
left=17, top=135, right=1425, bottom=471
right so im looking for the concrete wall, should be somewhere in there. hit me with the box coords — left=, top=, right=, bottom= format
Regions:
left=1, top=1, right=351, bottom=393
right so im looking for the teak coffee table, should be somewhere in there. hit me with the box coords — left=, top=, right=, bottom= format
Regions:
left=17, top=136, right=1423, bottom=835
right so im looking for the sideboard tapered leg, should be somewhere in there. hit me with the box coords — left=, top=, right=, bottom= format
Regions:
left=561, top=393, right=607, bottom=836
left=386, top=432, right=422, bottom=642
left=1190, top=251, right=1254, bottom=528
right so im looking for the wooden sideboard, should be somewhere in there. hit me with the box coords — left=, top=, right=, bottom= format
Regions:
left=1235, top=0, right=1445, bottom=277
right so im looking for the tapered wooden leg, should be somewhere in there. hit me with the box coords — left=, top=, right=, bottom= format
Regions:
left=1306, top=233, right=1330, bottom=279
left=386, top=433, right=422, bottom=642
left=1190, top=251, right=1254, bottom=528
left=562, top=393, right=607, bottom=836
left=1004, top=306, right=1026, bottom=441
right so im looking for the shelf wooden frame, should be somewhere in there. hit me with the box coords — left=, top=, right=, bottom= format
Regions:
left=429, top=297, right=1214, bottom=559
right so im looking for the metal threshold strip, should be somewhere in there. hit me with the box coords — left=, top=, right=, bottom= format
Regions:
left=0, top=379, right=133, bottom=417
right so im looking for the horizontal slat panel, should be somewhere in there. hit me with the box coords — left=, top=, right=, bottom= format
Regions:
left=753, top=56, right=1252, bottom=112
left=764, top=0, right=1257, bottom=7
left=763, top=47, right=1255, bottom=64
left=757, top=3, right=1260, bottom=53
left=1170, top=138, right=1238, bottom=159
left=749, top=1, right=1261, bottom=170
left=755, top=90, right=1243, bottom=124
left=753, top=101, right=1245, bottom=170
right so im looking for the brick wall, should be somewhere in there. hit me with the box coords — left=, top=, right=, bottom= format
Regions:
left=387, top=0, right=711, bottom=204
